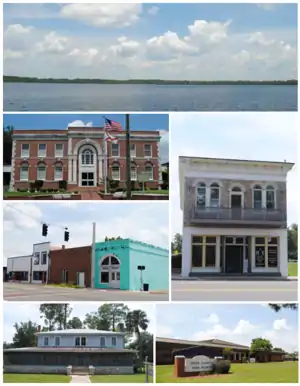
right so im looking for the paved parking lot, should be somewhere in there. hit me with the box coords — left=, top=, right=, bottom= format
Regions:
left=3, top=283, right=169, bottom=302
left=172, top=278, right=298, bottom=301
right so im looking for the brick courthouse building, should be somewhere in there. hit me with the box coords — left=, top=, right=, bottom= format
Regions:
left=10, top=126, right=162, bottom=190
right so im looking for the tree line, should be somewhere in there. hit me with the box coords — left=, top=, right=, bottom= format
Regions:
left=4, top=76, right=297, bottom=86
left=3, top=303, right=153, bottom=362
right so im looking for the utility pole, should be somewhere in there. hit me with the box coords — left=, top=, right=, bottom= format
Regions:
left=126, top=114, right=131, bottom=199
left=91, top=222, right=96, bottom=288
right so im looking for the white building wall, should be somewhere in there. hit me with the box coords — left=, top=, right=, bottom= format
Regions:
left=32, top=242, right=51, bottom=283
left=182, top=226, right=287, bottom=277
left=7, top=256, right=31, bottom=282
left=37, top=334, right=124, bottom=348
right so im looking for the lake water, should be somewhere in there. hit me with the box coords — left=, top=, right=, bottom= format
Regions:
left=4, top=83, right=297, bottom=111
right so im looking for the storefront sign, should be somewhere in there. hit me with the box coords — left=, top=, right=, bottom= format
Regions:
left=268, top=246, right=278, bottom=267
left=185, top=355, right=213, bottom=372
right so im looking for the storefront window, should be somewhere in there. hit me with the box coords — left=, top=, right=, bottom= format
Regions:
left=254, top=237, right=278, bottom=268
left=191, top=236, right=216, bottom=268
left=268, top=237, right=278, bottom=267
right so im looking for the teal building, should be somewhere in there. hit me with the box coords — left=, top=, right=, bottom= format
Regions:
left=94, top=238, right=169, bottom=291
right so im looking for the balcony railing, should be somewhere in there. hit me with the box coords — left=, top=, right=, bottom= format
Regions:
left=190, top=207, right=286, bottom=224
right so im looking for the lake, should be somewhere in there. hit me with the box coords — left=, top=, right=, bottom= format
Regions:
left=4, top=83, right=297, bottom=111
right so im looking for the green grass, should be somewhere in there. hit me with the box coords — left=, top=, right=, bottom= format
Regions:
left=288, top=262, right=298, bottom=277
left=3, top=374, right=71, bottom=383
left=156, top=362, right=298, bottom=383
left=90, top=374, right=152, bottom=383
left=3, top=191, right=70, bottom=197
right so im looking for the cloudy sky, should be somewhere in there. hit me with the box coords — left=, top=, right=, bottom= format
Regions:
left=3, top=3, right=297, bottom=80
left=3, top=302, right=155, bottom=343
left=156, top=303, right=298, bottom=353
left=3, top=202, right=169, bottom=264
left=3, top=113, right=169, bottom=163
left=170, top=112, right=297, bottom=236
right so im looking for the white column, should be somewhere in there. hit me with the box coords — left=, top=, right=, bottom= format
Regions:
left=73, top=156, right=77, bottom=184
left=68, top=157, right=72, bottom=183
left=98, top=156, right=102, bottom=181
left=279, top=229, right=288, bottom=277
left=251, top=236, right=255, bottom=271
left=181, top=227, right=191, bottom=277
left=216, top=236, right=221, bottom=271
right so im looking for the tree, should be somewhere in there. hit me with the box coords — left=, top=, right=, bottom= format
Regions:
left=84, top=304, right=129, bottom=331
left=12, top=321, right=39, bottom=348
left=125, top=310, right=149, bottom=360
left=268, top=304, right=298, bottom=312
left=104, top=236, right=122, bottom=241
left=222, top=347, right=233, bottom=360
left=3, top=125, right=13, bottom=165
left=250, top=338, right=273, bottom=355
left=288, top=224, right=298, bottom=260
left=127, top=332, right=153, bottom=362
left=39, top=304, right=73, bottom=330
left=66, top=317, right=83, bottom=329
left=172, top=233, right=182, bottom=254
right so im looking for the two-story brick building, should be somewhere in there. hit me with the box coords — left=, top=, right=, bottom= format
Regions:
left=10, top=126, right=162, bottom=191
left=4, top=328, right=137, bottom=375
left=179, top=156, right=294, bottom=277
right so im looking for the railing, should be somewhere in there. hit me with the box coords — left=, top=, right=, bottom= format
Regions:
left=191, top=207, right=286, bottom=223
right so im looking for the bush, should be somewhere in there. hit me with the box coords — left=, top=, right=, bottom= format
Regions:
left=35, top=180, right=44, bottom=191
left=30, top=188, right=35, bottom=193
left=212, top=360, right=231, bottom=374
left=19, top=188, right=28, bottom=193
left=59, top=180, right=67, bottom=190
left=110, top=188, right=116, bottom=194
left=30, top=182, right=36, bottom=190
left=109, top=179, right=119, bottom=190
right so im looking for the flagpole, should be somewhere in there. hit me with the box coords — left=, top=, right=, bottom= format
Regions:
left=126, top=114, right=131, bottom=199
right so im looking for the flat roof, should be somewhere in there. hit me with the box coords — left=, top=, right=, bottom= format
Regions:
left=37, top=329, right=125, bottom=336
left=179, top=156, right=294, bottom=167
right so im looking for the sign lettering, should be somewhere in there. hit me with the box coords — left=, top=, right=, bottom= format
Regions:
left=184, top=355, right=213, bottom=373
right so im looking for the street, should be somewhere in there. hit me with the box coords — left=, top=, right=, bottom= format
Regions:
left=3, top=283, right=169, bottom=302
left=171, top=279, right=298, bottom=301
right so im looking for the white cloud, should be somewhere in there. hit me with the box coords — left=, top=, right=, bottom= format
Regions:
left=156, top=325, right=173, bottom=337
left=4, top=49, right=24, bottom=60
left=36, top=31, right=68, bottom=54
left=256, top=4, right=276, bottom=11
left=186, top=19, right=231, bottom=43
left=203, top=313, right=219, bottom=324
left=60, top=4, right=142, bottom=28
left=273, top=318, right=289, bottom=331
left=68, top=120, right=93, bottom=127
left=110, top=37, right=140, bottom=58
left=148, top=6, right=159, bottom=16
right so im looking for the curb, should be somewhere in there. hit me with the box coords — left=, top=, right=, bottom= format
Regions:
left=172, top=276, right=298, bottom=282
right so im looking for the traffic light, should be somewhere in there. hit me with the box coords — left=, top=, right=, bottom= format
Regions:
left=64, top=228, right=70, bottom=242
left=42, top=223, right=48, bottom=237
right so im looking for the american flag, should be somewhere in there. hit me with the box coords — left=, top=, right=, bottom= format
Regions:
left=104, top=117, right=123, bottom=132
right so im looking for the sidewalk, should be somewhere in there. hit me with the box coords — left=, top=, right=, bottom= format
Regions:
left=172, top=274, right=298, bottom=281
left=70, top=375, right=90, bottom=383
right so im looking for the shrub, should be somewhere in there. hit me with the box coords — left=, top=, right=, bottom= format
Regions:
left=109, top=179, right=119, bottom=189
left=35, top=180, right=44, bottom=191
left=30, top=188, right=35, bottom=193
left=19, top=188, right=28, bottom=193
left=110, top=188, right=116, bottom=194
left=30, top=182, right=36, bottom=190
left=212, top=360, right=231, bottom=374
left=59, top=180, right=67, bottom=190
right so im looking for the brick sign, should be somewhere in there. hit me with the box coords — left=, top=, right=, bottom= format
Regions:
left=185, top=355, right=213, bottom=372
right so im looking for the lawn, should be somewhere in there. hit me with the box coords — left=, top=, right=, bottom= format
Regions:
left=3, top=191, right=73, bottom=197
left=3, top=374, right=71, bottom=383
left=288, top=262, right=298, bottom=277
left=138, top=190, right=169, bottom=195
left=90, top=373, right=152, bottom=383
left=156, top=362, right=298, bottom=383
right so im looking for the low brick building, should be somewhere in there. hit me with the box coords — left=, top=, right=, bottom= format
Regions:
left=156, top=337, right=285, bottom=365
left=49, top=246, right=91, bottom=287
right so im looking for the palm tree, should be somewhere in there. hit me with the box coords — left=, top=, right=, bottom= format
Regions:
left=125, top=310, right=149, bottom=361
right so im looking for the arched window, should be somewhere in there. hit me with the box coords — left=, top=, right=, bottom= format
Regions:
left=266, top=185, right=275, bottom=209
left=253, top=184, right=263, bottom=209
left=111, top=163, right=120, bottom=180
left=210, top=183, right=220, bottom=208
left=37, top=163, right=46, bottom=180
left=101, top=257, right=110, bottom=266
left=232, top=186, right=242, bottom=192
left=54, top=164, right=63, bottom=181
left=145, top=163, right=153, bottom=180
left=20, top=163, right=29, bottom=181
left=131, top=164, right=137, bottom=181
left=196, top=182, right=206, bottom=208
left=81, top=149, right=94, bottom=165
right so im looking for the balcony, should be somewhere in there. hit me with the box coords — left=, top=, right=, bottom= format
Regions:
left=189, top=207, right=286, bottom=227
